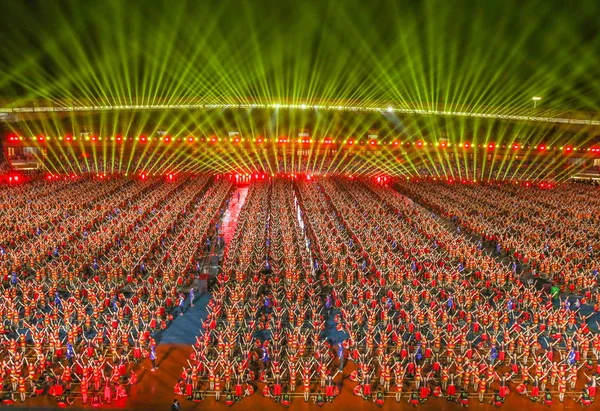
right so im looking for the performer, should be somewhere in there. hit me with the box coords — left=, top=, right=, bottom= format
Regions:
left=374, top=389, right=385, bottom=407
left=150, top=345, right=158, bottom=371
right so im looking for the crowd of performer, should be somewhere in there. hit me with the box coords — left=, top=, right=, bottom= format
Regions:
left=178, top=176, right=599, bottom=408
left=0, top=175, right=232, bottom=407
left=0, top=171, right=598, bottom=409
left=396, top=179, right=599, bottom=295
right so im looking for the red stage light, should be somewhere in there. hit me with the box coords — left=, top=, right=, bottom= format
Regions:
left=116, top=135, right=122, bottom=142
left=164, top=136, right=171, bottom=143
left=65, top=135, right=72, bottom=142
left=416, top=141, right=423, bottom=148
left=393, top=141, right=399, bottom=146
left=488, top=143, right=495, bottom=149
left=464, top=142, right=470, bottom=148
left=91, top=135, right=97, bottom=142
left=188, top=136, right=194, bottom=143
left=140, top=135, right=147, bottom=142
left=348, top=140, right=354, bottom=145
left=369, top=140, right=377, bottom=146
left=257, top=138, right=263, bottom=143
left=538, top=145, right=546, bottom=151
left=167, top=173, right=174, bottom=181
left=37, top=135, right=45, bottom=142
left=513, top=144, right=520, bottom=150
left=234, top=138, right=240, bottom=143
left=564, top=146, right=572, bottom=152
left=210, top=137, right=217, bottom=143
left=140, top=173, right=147, bottom=180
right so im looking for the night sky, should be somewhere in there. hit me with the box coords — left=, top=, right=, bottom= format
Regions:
left=0, top=0, right=598, bottom=111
